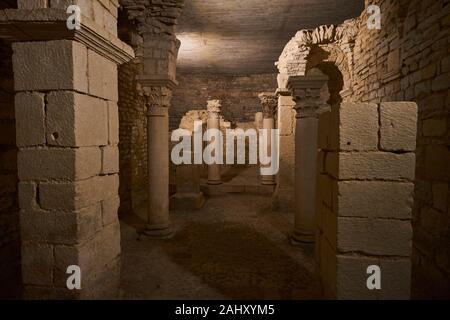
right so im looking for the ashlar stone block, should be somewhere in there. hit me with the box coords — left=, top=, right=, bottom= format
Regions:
left=53, top=222, right=120, bottom=288
left=39, top=174, right=119, bottom=211
left=46, top=91, right=108, bottom=147
left=338, top=103, right=379, bottom=151
left=20, top=204, right=103, bottom=245
left=327, top=152, right=416, bottom=181
left=21, top=242, right=54, bottom=286
left=336, top=217, right=412, bottom=256
left=337, top=181, right=414, bottom=219
left=380, top=102, right=418, bottom=152
left=15, top=92, right=46, bottom=147
left=12, top=40, right=88, bottom=92
left=87, top=49, right=118, bottom=101
left=18, top=147, right=101, bottom=181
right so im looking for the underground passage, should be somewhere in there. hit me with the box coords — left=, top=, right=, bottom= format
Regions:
left=0, top=0, right=449, bottom=301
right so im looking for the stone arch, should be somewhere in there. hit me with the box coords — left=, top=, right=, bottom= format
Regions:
left=276, top=19, right=359, bottom=97
left=305, top=46, right=347, bottom=105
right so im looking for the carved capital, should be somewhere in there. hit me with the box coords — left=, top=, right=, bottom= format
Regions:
left=120, top=0, right=184, bottom=38
left=144, top=86, right=172, bottom=117
left=258, top=92, right=278, bottom=118
left=207, top=100, right=221, bottom=116
left=287, top=72, right=329, bottom=118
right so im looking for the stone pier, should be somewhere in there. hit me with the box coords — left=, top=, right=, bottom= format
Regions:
left=1, top=1, right=134, bottom=298
left=316, top=102, right=417, bottom=299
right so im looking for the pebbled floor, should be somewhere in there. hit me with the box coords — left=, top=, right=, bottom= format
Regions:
left=119, top=193, right=322, bottom=299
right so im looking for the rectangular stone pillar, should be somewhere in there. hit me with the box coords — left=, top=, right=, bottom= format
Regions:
left=2, top=4, right=134, bottom=299
left=316, top=102, right=418, bottom=299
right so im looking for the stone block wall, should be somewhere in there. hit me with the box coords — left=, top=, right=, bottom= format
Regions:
left=171, top=73, right=277, bottom=130
left=349, top=0, right=450, bottom=298
left=118, top=60, right=147, bottom=217
left=0, top=38, right=21, bottom=298
left=316, top=102, right=418, bottom=299
left=8, top=1, right=129, bottom=298
left=17, top=0, right=118, bottom=36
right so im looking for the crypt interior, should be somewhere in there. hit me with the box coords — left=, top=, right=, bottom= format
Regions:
left=0, top=0, right=449, bottom=299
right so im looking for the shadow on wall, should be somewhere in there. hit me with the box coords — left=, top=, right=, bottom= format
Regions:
left=0, top=38, right=21, bottom=298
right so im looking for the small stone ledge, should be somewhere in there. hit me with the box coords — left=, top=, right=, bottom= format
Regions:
left=0, top=8, right=135, bottom=65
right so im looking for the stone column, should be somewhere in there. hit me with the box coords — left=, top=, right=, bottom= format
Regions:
left=0, top=2, right=134, bottom=298
left=258, top=92, right=278, bottom=185
left=139, top=80, right=177, bottom=238
left=272, top=89, right=296, bottom=212
left=287, top=71, right=329, bottom=245
left=206, top=100, right=223, bottom=185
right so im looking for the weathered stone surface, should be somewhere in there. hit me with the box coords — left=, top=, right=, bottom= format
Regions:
left=380, top=102, right=418, bottom=152
left=15, top=92, right=46, bottom=147
left=101, top=196, right=120, bottom=226
left=337, top=181, right=414, bottom=219
left=327, top=152, right=416, bottom=181
left=20, top=204, right=103, bottom=245
left=21, top=242, right=53, bottom=286
left=17, top=182, right=37, bottom=210
left=39, top=174, right=119, bottom=211
left=101, top=146, right=119, bottom=174
left=12, top=40, right=88, bottom=92
left=17, top=147, right=101, bottom=181
left=88, top=49, right=118, bottom=101
left=337, top=217, right=412, bottom=256
left=336, top=255, right=411, bottom=300
left=53, top=222, right=120, bottom=287
left=46, top=91, right=108, bottom=147
left=18, top=0, right=48, bottom=9
left=338, top=103, right=379, bottom=151
left=107, top=101, right=119, bottom=144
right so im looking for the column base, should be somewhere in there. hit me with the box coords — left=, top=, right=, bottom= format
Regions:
left=207, top=179, right=223, bottom=185
left=143, top=223, right=174, bottom=239
left=290, top=229, right=315, bottom=246
left=261, top=176, right=276, bottom=186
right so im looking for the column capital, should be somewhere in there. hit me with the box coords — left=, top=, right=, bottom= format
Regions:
left=207, top=99, right=222, bottom=115
left=287, top=72, right=329, bottom=118
left=138, top=77, right=176, bottom=117
left=258, top=92, right=278, bottom=118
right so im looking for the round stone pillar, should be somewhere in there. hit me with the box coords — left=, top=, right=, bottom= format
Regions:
left=258, top=92, right=278, bottom=185
left=206, top=99, right=223, bottom=185
left=287, top=71, right=329, bottom=245
left=142, top=84, right=174, bottom=238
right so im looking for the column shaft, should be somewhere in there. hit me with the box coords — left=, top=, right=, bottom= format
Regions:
left=146, top=108, right=171, bottom=235
left=292, top=115, right=319, bottom=243
left=207, top=100, right=222, bottom=185
left=261, top=117, right=276, bottom=185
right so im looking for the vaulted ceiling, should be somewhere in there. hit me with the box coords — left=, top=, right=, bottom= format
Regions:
left=176, top=0, right=364, bottom=75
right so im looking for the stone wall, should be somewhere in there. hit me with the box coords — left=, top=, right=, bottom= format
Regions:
left=118, top=60, right=147, bottom=216
left=171, top=73, right=277, bottom=130
left=278, top=0, right=450, bottom=298
left=349, top=0, right=450, bottom=298
left=0, top=38, right=21, bottom=298
left=316, top=102, right=418, bottom=299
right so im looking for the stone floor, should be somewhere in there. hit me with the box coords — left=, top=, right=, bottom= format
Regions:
left=119, top=193, right=322, bottom=299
